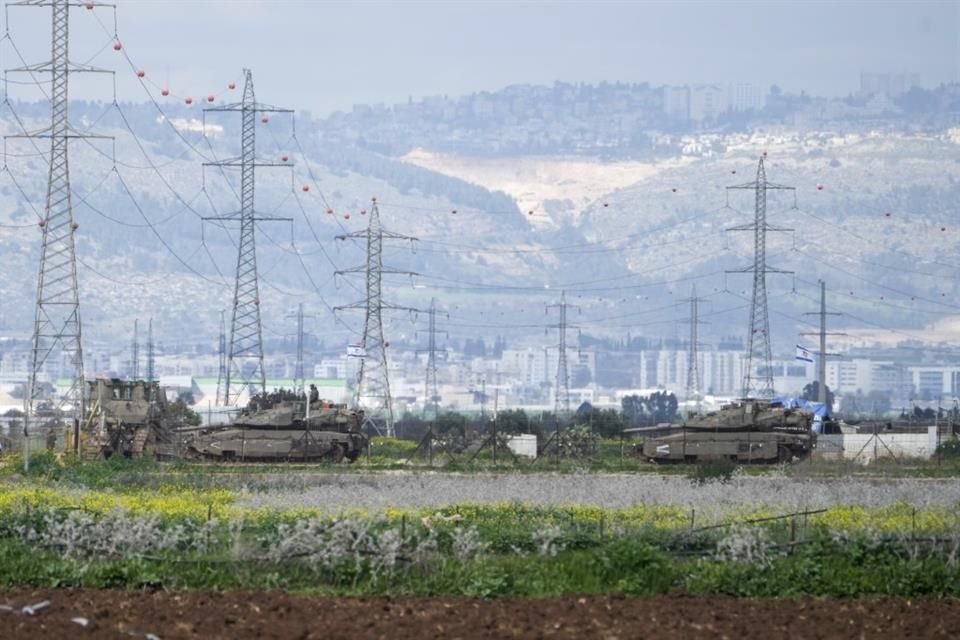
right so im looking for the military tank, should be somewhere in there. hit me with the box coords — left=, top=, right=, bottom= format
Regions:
left=641, top=399, right=815, bottom=464
left=187, top=395, right=366, bottom=463
left=83, top=378, right=177, bottom=459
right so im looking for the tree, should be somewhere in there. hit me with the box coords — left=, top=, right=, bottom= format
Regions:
left=168, top=398, right=201, bottom=426
left=801, top=381, right=835, bottom=414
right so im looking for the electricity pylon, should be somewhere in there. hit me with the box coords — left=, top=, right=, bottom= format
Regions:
left=203, top=68, right=292, bottom=405
left=145, top=318, right=155, bottom=383
left=546, top=291, right=579, bottom=417
left=335, top=198, right=418, bottom=437
left=6, top=0, right=113, bottom=470
left=417, top=298, right=447, bottom=420
left=726, top=157, right=794, bottom=398
left=684, top=285, right=706, bottom=414
left=215, top=310, right=226, bottom=405
left=131, top=319, right=139, bottom=380
left=286, top=303, right=314, bottom=395
left=801, top=280, right=844, bottom=407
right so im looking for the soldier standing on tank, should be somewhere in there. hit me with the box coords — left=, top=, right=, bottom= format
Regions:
left=309, top=384, right=319, bottom=404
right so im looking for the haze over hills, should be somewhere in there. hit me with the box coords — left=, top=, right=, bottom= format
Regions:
left=1, top=80, right=959, bottom=360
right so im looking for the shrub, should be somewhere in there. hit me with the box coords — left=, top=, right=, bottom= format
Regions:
left=936, top=437, right=960, bottom=459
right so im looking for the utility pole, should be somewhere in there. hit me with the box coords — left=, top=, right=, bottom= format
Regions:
left=215, top=310, right=226, bottom=405
left=131, top=319, right=139, bottom=380
left=726, top=157, right=794, bottom=398
left=547, top=291, right=579, bottom=417
left=335, top=198, right=419, bottom=437
left=203, top=68, right=293, bottom=406
left=7, top=0, right=112, bottom=470
left=684, top=285, right=706, bottom=414
left=146, top=318, right=155, bottom=383
left=801, top=280, right=844, bottom=409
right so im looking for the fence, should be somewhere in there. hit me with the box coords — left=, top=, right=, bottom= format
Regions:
left=815, top=427, right=938, bottom=462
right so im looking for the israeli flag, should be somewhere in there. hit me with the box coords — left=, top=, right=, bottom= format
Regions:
left=795, top=344, right=814, bottom=363
left=346, top=344, right=366, bottom=358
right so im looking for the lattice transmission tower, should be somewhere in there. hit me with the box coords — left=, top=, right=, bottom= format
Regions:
left=684, top=285, right=706, bottom=414
left=726, top=157, right=794, bottom=398
left=215, top=310, right=226, bottom=405
left=145, top=318, right=155, bottom=382
left=286, top=303, right=314, bottom=395
left=546, top=291, right=579, bottom=417
left=203, top=68, right=292, bottom=405
left=131, top=319, right=139, bottom=379
left=6, top=0, right=113, bottom=468
left=335, top=198, right=418, bottom=437
left=418, top=298, right=447, bottom=420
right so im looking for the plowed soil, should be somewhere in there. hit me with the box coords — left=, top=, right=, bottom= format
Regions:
left=1, top=589, right=957, bottom=639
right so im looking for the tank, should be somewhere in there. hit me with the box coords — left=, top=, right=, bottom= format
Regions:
left=641, top=399, right=815, bottom=463
left=83, top=378, right=177, bottom=459
left=187, top=395, right=367, bottom=463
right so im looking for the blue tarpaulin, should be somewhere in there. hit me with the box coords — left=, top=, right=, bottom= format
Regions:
left=774, top=396, right=829, bottom=432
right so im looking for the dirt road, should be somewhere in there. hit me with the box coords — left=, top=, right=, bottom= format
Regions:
left=0, top=589, right=955, bottom=639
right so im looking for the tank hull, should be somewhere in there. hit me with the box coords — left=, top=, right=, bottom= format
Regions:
left=187, top=427, right=366, bottom=462
left=641, top=429, right=814, bottom=463
left=642, top=399, right=815, bottom=464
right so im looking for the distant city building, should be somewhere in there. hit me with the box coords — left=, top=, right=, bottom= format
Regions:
left=662, top=86, right=690, bottom=120
left=726, top=83, right=767, bottom=112
left=689, top=85, right=727, bottom=122
left=859, top=72, right=921, bottom=97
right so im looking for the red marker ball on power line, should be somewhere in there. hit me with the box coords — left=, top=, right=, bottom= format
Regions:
left=261, top=116, right=269, bottom=124
left=344, top=214, right=351, bottom=220
left=326, top=208, right=333, bottom=214
left=184, top=96, right=193, bottom=105
left=113, top=41, right=122, bottom=51
left=302, top=185, right=309, bottom=192
left=161, top=88, right=170, bottom=97
left=136, top=69, right=145, bottom=78
left=207, top=95, right=215, bottom=103
left=281, top=155, right=288, bottom=162
left=228, top=82, right=236, bottom=90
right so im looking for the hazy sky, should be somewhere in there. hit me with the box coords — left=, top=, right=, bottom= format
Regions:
left=3, top=0, right=958, bottom=116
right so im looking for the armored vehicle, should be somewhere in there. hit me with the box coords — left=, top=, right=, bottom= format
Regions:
left=83, top=378, right=177, bottom=459
left=187, top=396, right=366, bottom=463
left=641, top=399, right=815, bottom=464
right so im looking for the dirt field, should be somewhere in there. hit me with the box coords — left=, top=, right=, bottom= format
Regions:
left=1, top=589, right=957, bottom=639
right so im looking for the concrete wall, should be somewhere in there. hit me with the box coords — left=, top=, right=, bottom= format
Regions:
left=815, top=427, right=938, bottom=462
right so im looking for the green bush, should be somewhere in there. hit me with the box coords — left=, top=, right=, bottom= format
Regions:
left=936, top=437, right=960, bottom=459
